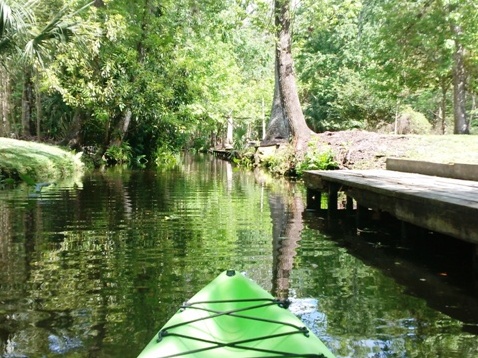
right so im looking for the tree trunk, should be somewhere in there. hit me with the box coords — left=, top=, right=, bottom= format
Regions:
left=0, top=67, right=10, bottom=137
left=470, top=93, right=476, bottom=130
left=440, top=80, right=447, bottom=134
left=274, top=0, right=311, bottom=153
left=262, top=59, right=290, bottom=145
left=35, top=69, right=42, bottom=140
left=451, top=25, right=469, bottom=134
left=225, top=115, right=233, bottom=149
left=108, top=109, right=132, bottom=147
left=21, top=66, right=34, bottom=137
left=62, top=107, right=83, bottom=150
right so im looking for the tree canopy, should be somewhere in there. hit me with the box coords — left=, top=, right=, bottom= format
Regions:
left=1, top=0, right=478, bottom=166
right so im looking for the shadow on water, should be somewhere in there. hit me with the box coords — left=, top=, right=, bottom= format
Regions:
left=302, top=207, right=478, bottom=335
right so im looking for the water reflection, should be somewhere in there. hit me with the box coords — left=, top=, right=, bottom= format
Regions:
left=296, top=209, right=478, bottom=357
left=0, top=154, right=477, bottom=357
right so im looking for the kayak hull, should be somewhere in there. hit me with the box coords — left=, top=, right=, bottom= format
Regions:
left=138, top=270, right=335, bottom=357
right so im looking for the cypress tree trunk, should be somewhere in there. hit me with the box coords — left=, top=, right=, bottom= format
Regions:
left=262, top=59, right=290, bottom=145
left=274, top=0, right=311, bottom=153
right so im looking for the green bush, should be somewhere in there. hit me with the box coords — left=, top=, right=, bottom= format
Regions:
left=104, top=142, right=132, bottom=165
left=398, top=106, right=432, bottom=134
left=153, top=145, right=180, bottom=170
left=295, top=142, right=339, bottom=177
left=260, top=146, right=296, bottom=176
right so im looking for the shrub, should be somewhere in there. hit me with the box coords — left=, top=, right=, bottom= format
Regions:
left=260, top=146, right=296, bottom=177
left=104, top=142, right=132, bottom=165
left=153, top=145, right=180, bottom=170
left=295, top=141, right=339, bottom=176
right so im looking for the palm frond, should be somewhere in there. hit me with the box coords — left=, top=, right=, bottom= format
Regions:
left=0, top=0, right=39, bottom=59
left=0, top=1, right=13, bottom=40
left=23, top=1, right=94, bottom=65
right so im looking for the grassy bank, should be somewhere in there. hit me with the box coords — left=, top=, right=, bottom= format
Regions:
left=0, top=138, right=84, bottom=186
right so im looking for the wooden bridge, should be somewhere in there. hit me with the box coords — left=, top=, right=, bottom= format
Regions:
left=302, top=158, right=478, bottom=272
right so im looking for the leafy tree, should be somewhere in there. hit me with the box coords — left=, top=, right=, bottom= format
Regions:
left=0, top=0, right=93, bottom=138
left=42, top=0, right=274, bottom=161
left=363, top=0, right=478, bottom=134
left=294, top=0, right=395, bottom=132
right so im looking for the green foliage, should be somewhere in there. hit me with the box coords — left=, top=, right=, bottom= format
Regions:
left=5, top=0, right=478, bottom=167
left=259, top=140, right=339, bottom=178
left=232, top=148, right=255, bottom=170
left=398, top=106, right=432, bottom=135
left=153, top=145, right=180, bottom=170
left=104, top=142, right=132, bottom=165
left=0, top=0, right=91, bottom=64
left=17, top=171, right=36, bottom=186
left=260, top=146, right=296, bottom=177
left=134, top=154, right=148, bottom=168
left=294, top=0, right=478, bottom=134
left=295, top=139, right=339, bottom=177
left=296, top=0, right=377, bottom=131
left=35, top=0, right=273, bottom=160
left=0, top=173, right=16, bottom=189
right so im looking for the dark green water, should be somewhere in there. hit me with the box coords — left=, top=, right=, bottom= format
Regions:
left=1, top=154, right=477, bottom=357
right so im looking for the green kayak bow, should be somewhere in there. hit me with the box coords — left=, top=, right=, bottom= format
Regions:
left=138, top=270, right=335, bottom=358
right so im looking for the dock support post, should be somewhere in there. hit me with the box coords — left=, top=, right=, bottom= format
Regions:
left=306, top=189, right=322, bottom=210
left=356, top=204, right=367, bottom=230
left=327, top=184, right=338, bottom=212
left=346, top=196, right=354, bottom=212
left=473, top=244, right=478, bottom=289
left=400, top=221, right=411, bottom=243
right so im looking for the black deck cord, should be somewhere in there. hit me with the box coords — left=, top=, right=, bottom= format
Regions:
left=185, top=298, right=291, bottom=309
left=154, top=298, right=328, bottom=358
left=155, top=330, right=327, bottom=358
left=159, top=298, right=299, bottom=334
left=178, top=305, right=306, bottom=332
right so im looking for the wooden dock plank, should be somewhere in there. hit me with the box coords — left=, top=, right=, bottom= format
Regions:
left=303, top=169, right=478, bottom=245
left=305, top=170, right=478, bottom=208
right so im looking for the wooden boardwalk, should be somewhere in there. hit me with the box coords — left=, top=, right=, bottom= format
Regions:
left=303, top=169, right=478, bottom=246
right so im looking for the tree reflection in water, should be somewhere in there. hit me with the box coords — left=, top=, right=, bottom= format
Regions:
left=0, top=154, right=477, bottom=357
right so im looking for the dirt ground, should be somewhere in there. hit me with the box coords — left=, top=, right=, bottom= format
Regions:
left=314, top=130, right=478, bottom=170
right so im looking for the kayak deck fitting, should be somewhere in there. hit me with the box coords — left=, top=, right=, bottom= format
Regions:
left=138, top=270, right=336, bottom=358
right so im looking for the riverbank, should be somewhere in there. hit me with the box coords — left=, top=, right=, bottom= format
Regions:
left=249, top=130, right=478, bottom=177
left=3, top=131, right=477, bottom=186
left=0, top=138, right=84, bottom=186
left=315, top=130, right=478, bottom=170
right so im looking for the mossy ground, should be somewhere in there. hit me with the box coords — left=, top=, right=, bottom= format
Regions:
left=0, top=138, right=84, bottom=184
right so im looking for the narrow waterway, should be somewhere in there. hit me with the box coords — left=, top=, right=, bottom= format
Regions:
left=0, top=154, right=477, bottom=357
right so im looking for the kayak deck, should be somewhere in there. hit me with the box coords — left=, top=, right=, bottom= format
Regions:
left=138, top=270, right=335, bottom=358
